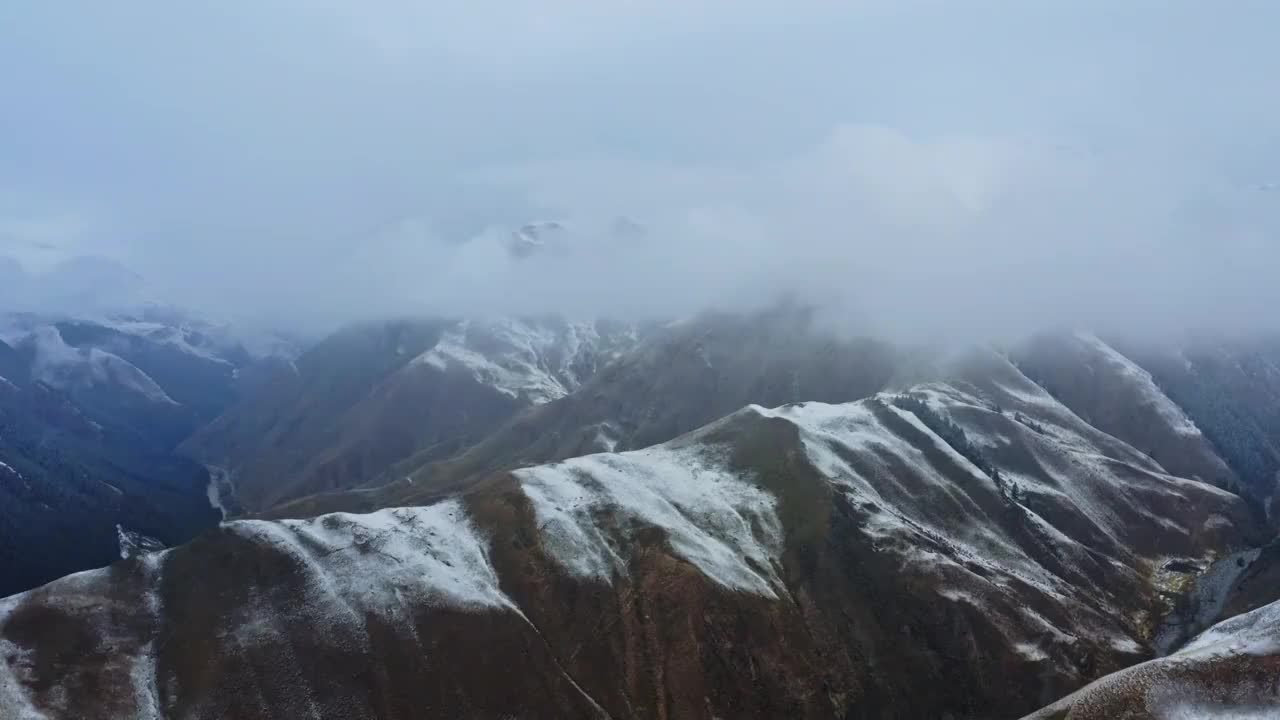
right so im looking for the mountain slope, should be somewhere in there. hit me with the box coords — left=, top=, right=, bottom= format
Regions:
left=180, top=318, right=450, bottom=512
left=1025, top=597, right=1280, bottom=718
left=0, top=309, right=287, bottom=449
left=0, top=309, right=279, bottom=597
left=0, top=363, right=219, bottom=598
left=266, top=305, right=901, bottom=518
left=1113, top=334, right=1280, bottom=521
left=1013, top=331, right=1238, bottom=491
left=0, top=350, right=1258, bottom=719
left=183, top=316, right=639, bottom=513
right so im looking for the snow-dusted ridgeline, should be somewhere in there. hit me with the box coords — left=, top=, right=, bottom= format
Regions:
left=517, top=444, right=786, bottom=597
left=1072, top=331, right=1204, bottom=438
left=0, top=499, right=513, bottom=719
left=416, top=317, right=635, bottom=404
left=0, top=351, right=1265, bottom=719
left=233, top=499, right=514, bottom=614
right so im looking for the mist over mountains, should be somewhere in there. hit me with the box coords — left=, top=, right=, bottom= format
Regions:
left=6, top=2, right=1280, bottom=338
left=4, top=232, right=1280, bottom=717
left=6, top=2, right=1280, bottom=718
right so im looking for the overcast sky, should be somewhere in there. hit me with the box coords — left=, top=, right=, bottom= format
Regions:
left=2, top=1, right=1278, bottom=337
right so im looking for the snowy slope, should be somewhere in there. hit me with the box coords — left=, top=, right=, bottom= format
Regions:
left=25, top=325, right=178, bottom=405
left=0, top=499, right=595, bottom=720
left=1025, top=597, right=1280, bottom=718
left=417, top=316, right=637, bottom=404
left=518, top=442, right=785, bottom=597
left=0, top=501, right=517, bottom=717
left=1113, top=334, right=1280, bottom=521
left=1014, top=330, right=1239, bottom=491
left=0, top=361, right=1258, bottom=717
left=235, top=500, right=514, bottom=613
left=0, top=333, right=1273, bottom=718
left=377, top=305, right=899, bottom=503
left=0, top=553, right=168, bottom=720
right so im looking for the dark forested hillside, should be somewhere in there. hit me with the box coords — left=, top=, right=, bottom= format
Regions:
left=1113, top=335, right=1280, bottom=522
left=0, top=313, right=269, bottom=597
left=0, top=374, right=219, bottom=597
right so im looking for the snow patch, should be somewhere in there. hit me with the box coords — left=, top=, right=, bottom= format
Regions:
left=754, top=400, right=1062, bottom=594
left=0, top=552, right=167, bottom=719
left=0, top=625, right=47, bottom=720
left=1178, top=596, right=1280, bottom=659
left=116, top=524, right=164, bottom=560
left=0, top=592, right=47, bottom=719
left=1152, top=702, right=1280, bottom=720
left=415, top=317, right=634, bottom=404
left=233, top=499, right=514, bottom=612
left=205, top=466, right=230, bottom=520
left=517, top=444, right=785, bottom=597
left=1013, top=642, right=1049, bottom=662
left=1109, top=636, right=1143, bottom=654
left=594, top=428, right=619, bottom=453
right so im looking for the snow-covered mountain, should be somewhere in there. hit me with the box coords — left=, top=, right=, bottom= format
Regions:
left=0, top=253, right=302, bottom=443
left=5, top=300, right=1280, bottom=716
left=0, top=311, right=293, bottom=446
left=3, top=333, right=1276, bottom=718
left=417, top=316, right=639, bottom=405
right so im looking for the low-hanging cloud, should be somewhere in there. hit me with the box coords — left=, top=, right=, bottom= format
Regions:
left=275, top=123, right=1275, bottom=342
left=2, top=2, right=1278, bottom=340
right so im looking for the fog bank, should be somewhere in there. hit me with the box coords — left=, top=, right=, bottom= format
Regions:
left=2, top=2, right=1277, bottom=339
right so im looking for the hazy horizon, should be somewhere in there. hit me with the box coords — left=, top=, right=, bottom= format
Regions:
left=3, top=1, right=1278, bottom=340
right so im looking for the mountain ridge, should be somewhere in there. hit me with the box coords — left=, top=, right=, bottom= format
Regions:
left=2, top=339, right=1268, bottom=718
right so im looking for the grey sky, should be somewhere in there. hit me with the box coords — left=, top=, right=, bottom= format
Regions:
left=2, top=1, right=1278, bottom=337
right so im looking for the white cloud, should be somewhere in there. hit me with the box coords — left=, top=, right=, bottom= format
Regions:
left=0, top=214, right=98, bottom=273
left=1, top=2, right=1277, bottom=336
